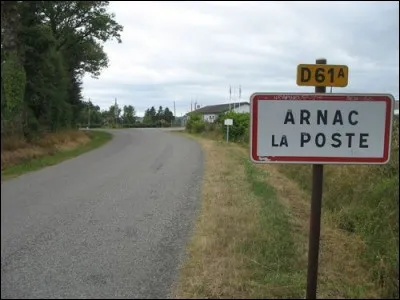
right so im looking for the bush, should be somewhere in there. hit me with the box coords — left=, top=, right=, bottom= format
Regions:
left=186, top=112, right=206, bottom=133
left=217, top=111, right=250, bottom=143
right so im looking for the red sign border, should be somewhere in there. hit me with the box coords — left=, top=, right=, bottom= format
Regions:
left=250, top=93, right=395, bottom=164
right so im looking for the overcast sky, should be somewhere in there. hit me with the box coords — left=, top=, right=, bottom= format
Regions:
left=82, top=1, right=399, bottom=117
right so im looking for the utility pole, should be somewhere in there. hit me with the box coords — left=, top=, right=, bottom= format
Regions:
left=114, top=98, right=118, bottom=127
left=239, top=85, right=242, bottom=107
left=233, top=86, right=236, bottom=110
left=173, top=101, right=176, bottom=127
left=229, top=85, right=232, bottom=111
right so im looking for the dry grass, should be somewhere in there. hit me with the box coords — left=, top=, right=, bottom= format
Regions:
left=233, top=146, right=380, bottom=299
left=174, top=135, right=304, bottom=299
left=175, top=131, right=391, bottom=299
left=1, top=130, right=91, bottom=170
left=277, top=119, right=399, bottom=299
left=1, top=130, right=112, bottom=181
left=265, top=164, right=379, bottom=298
left=279, top=163, right=398, bottom=299
left=173, top=138, right=262, bottom=298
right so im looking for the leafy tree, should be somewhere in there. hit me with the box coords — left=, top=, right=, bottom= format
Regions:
left=0, top=1, right=123, bottom=137
left=1, top=1, right=26, bottom=135
left=163, top=107, right=175, bottom=124
left=108, top=104, right=121, bottom=126
left=142, top=106, right=157, bottom=125
left=78, top=100, right=102, bottom=127
left=141, top=105, right=174, bottom=127
left=122, top=105, right=136, bottom=125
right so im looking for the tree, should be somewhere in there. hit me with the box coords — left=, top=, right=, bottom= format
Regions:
left=41, top=1, right=123, bottom=78
left=108, top=104, right=121, bottom=126
left=142, top=109, right=151, bottom=125
left=122, top=105, right=136, bottom=125
left=163, top=107, right=175, bottom=125
left=1, top=1, right=26, bottom=135
left=1, top=1, right=124, bottom=136
left=141, top=105, right=175, bottom=127
left=78, top=100, right=103, bottom=127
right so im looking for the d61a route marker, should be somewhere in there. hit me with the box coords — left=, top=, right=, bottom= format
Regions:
left=297, top=64, right=349, bottom=87
left=250, top=93, right=394, bottom=165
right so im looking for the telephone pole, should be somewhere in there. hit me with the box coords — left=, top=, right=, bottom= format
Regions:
left=233, top=86, right=236, bottom=110
left=229, top=85, right=232, bottom=111
left=173, top=101, right=176, bottom=126
left=239, top=85, right=242, bottom=106
left=114, top=98, right=118, bottom=127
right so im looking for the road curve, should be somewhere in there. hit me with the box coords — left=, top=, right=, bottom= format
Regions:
left=1, top=128, right=203, bottom=299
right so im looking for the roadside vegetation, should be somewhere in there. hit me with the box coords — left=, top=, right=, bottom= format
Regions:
left=78, top=103, right=181, bottom=129
left=176, top=111, right=399, bottom=299
left=1, top=130, right=112, bottom=181
left=1, top=2, right=121, bottom=177
left=1, top=2, right=181, bottom=178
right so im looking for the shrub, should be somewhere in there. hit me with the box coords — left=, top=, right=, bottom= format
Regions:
left=186, top=112, right=206, bottom=133
left=217, top=111, right=250, bottom=143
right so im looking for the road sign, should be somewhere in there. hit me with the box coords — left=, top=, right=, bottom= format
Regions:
left=297, top=64, right=349, bottom=87
left=250, top=93, right=394, bottom=164
left=224, top=118, right=233, bottom=126
left=224, top=118, right=233, bottom=142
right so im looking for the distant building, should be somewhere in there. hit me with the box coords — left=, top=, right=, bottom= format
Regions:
left=188, top=102, right=250, bottom=123
left=394, top=100, right=399, bottom=116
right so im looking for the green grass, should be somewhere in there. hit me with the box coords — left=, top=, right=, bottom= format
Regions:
left=278, top=123, right=399, bottom=298
left=240, top=157, right=305, bottom=298
left=183, top=125, right=399, bottom=298
left=1, top=130, right=112, bottom=181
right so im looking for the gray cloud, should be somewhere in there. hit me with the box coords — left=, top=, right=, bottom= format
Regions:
left=82, top=1, right=399, bottom=116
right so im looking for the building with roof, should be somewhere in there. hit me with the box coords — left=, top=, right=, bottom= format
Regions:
left=189, top=102, right=250, bottom=123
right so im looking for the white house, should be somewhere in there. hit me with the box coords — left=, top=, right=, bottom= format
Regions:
left=189, top=102, right=250, bottom=123
left=394, top=100, right=399, bottom=116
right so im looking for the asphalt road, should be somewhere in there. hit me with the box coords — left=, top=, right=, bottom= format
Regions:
left=1, top=128, right=203, bottom=299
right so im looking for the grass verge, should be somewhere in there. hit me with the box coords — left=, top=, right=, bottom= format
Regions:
left=276, top=119, right=399, bottom=299
left=173, top=134, right=304, bottom=299
left=174, top=132, right=390, bottom=299
left=1, top=130, right=112, bottom=181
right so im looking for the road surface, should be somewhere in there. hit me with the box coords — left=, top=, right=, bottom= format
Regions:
left=1, top=128, right=203, bottom=299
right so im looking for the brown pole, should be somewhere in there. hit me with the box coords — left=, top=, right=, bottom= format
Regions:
left=306, top=57, right=326, bottom=299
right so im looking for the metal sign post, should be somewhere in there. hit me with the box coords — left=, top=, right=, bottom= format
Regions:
left=224, top=118, right=233, bottom=142
left=306, top=58, right=327, bottom=299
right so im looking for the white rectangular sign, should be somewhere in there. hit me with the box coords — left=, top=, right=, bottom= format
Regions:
left=224, top=119, right=233, bottom=126
left=250, top=93, right=394, bottom=165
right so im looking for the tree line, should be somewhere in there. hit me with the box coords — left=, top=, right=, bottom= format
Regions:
left=1, top=1, right=123, bottom=139
left=77, top=101, right=176, bottom=128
